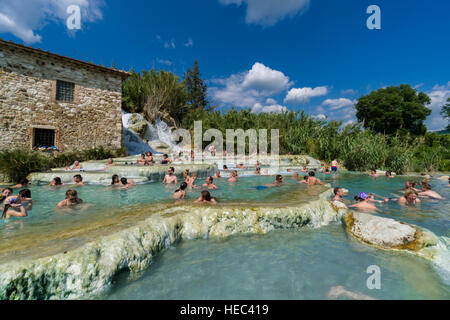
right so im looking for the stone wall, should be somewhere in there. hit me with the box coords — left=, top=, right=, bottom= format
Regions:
left=0, top=44, right=123, bottom=152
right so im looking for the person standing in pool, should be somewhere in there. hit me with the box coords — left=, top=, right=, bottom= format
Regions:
left=307, top=172, right=323, bottom=186
left=194, top=190, right=217, bottom=204
left=162, top=167, right=178, bottom=185
left=202, top=176, right=219, bottom=190
left=266, top=175, right=283, bottom=187
left=331, top=159, right=339, bottom=173
left=213, top=170, right=222, bottom=179
left=187, top=172, right=199, bottom=188
left=56, top=190, right=83, bottom=208
left=73, top=174, right=84, bottom=186
left=173, top=182, right=188, bottom=199
left=228, top=170, right=238, bottom=183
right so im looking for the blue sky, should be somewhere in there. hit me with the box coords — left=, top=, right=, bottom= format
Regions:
left=0, top=0, right=449, bottom=130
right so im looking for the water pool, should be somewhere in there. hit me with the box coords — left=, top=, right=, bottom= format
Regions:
left=102, top=172, right=450, bottom=300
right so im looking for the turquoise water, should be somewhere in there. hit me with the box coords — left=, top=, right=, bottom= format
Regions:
left=103, top=172, right=450, bottom=300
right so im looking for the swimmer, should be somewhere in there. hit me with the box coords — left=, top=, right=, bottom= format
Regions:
left=0, top=188, right=13, bottom=204
left=307, top=172, right=323, bottom=186
left=404, top=181, right=419, bottom=192
left=370, top=169, right=377, bottom=177
left=49, top=177, right=64, bottom=186
left=120, top=177, right=135, bottom=189
left=161, top=154, right=172, bottom=165
left=187, top=172, right=199, bottom=188
left=368, top=193, right=389, bottom=203
left=418, top=182, right=444, bottom=200
left=111, top=174, right=121, bottom=186
left=237, top=163, right=246, bottom=169
left=162, top=167, right=178, bottom=185
left=228, top=170, right=238, bottom=183
left=2, top=190, right=31, bottom=219
left=331, top=159, right=339, bottom=173
left=194, top=190, right=217, bottom=204
left=350, top=192, right=378, bottom=211
left=12, top=178, right=29, bottom=189
left=66, top=160, right=82, bottom=171
left=266, top=175, right=283, bottom=187
left=73, top=174, right=84, bottom=185
left=56, top=189, right=83, bottom=208
left=301, top=166, right=308, bottom=172
left=202, top=176, right=219, bottom=190
left=213, top=170, right=222, bottom=179
left=398, top=189, right=421, bottom=205
left=292, top=172, right=299, bottom=180
left=173, top=182, right=188, bottom=200
left=105, top=158, right=115, bottom=170
left=333, top=187, right=345, bottom=202
left=385, top=171, right=394, bottom=178
left=223, top=165, right=229, bottom=172
left=299, top=176, right=309, bottom=184
left=254, top=167, right=261, bottom=175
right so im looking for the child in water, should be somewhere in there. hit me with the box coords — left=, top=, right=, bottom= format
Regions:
left=194, top=190, right=217, bottom=204
left=57, top=190, right=83, bottom=208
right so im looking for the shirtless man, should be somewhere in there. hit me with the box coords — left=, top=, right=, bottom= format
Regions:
left=56, top=190, right=83, bottom=208
left=370, top=169, right=378, bottom=177
left=187, top=172, right=198, bottom=188
left=136, top=154, right=147, bottom=166
left=66, top=160, right=82, bottom=171
left=266, top=175, right=283, bottom=187
left=307, top=172, right=323, bottom=186
left=333, top=187, right=345, bottom=202
left=105, top=158, right=115, bottom=170
left=228, top=170, right=238, bottom=183
left=350, top=193, right=377, bottom=211
left=202, top=176, right=219, bottom=190
left=299, top=176, right=309, bottom=184
left=213, top=170, right=222, bottom=179
left=418, top=182, right=444, bottom=200
left=73, top=174, right=84, bottom=186
left=301, top=166, right=308, bottom=172
left=398, top=189, right=421, bottom=205
left=162, top=167, right=178, bottom=185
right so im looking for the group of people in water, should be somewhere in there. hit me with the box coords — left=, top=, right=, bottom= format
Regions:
left=1, top=155, right=448, bottom=218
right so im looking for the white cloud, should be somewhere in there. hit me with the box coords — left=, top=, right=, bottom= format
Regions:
left=184, top=37, right=193, bottom=47
left=157, top=59, right=173, bottom=66
left=252, top=102, right=287, bottom=114
left=284, top=86, right=328, bottom=104
left=424, top=81, right=450, bottom=131
left=315, top=114, right=327, bottom=120
left=164, top=39, right=176, bottom=49
left=210, top=62, right=291, bottom=108
left=340, top=89, right=357, bottom=96
left=265, top=98, right=277, bottom=105
left=0, top=0, right=104, bottom=43
left=322, top=98, right=357, bottom=110
left=219, top=0, right=310, bottom=26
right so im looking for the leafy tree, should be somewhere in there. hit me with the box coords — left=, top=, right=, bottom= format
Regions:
left=355, top=84, right=431, bottom=135
left=184, top=60, right=210, bottom=112
left=440, top=97, right=450, bottom=131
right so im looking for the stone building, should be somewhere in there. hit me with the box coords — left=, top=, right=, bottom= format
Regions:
left=0, top=38, right=130, bottom=152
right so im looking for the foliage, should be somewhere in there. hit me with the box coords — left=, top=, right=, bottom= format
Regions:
left=184, top=60, right=210, bottom=112
left=355, top=84, right=432, bottom=136
left=441, top=97, right=450, bottom=131
left=0, top=147, right=127, bottom=183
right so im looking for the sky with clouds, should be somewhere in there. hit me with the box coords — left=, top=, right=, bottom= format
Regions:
left=0, top=0, right=449, bottom=130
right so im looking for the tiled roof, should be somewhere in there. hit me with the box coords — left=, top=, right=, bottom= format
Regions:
left=0, top=37, right=131, bottom=80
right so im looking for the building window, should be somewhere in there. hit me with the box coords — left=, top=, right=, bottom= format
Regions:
left=56, top=80, right=75, bottom=102
left=33, top=128, right=56, bottom=148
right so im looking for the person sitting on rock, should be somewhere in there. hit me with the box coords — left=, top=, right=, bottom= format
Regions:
left=145, top=152, right=154, bottom=165
left=105, top=158, right=115, bottom=170
left=66, top=161, right=82, bottom=171
left=350, top=192, right=378, bottom=211
left=418, top=182, right=444, bottom=200
left=161, top=154, right=172, bottom=165
left=136, top=154, right=147, bottom=166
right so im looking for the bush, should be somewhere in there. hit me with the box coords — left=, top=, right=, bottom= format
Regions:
left=0, top=147, right=128, bottom=183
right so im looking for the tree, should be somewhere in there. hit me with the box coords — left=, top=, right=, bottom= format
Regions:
left=440, top=97, right=450, bottom=131
left=355, top=84, right=431, bottom=135
left=184, top=60, right=210, bottom=112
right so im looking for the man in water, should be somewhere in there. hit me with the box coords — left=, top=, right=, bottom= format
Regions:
left=162, top=167, right=178, bottom=185
left=73, top=174, right=84, bottom=185
left=161, top=154, right=172, bottom=165
left=213, top=170, right=222, bottom=179
left=56, top=190, right=83, bottom=208
left=418, top=182, right=444, bottom=200
left=333, top=187, right=345, bottom=202
left=307, top=172, right=323, bottom=186
left=265, top=175, right=283, bottom=187
left=202, top=176, right=219, bottom=190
